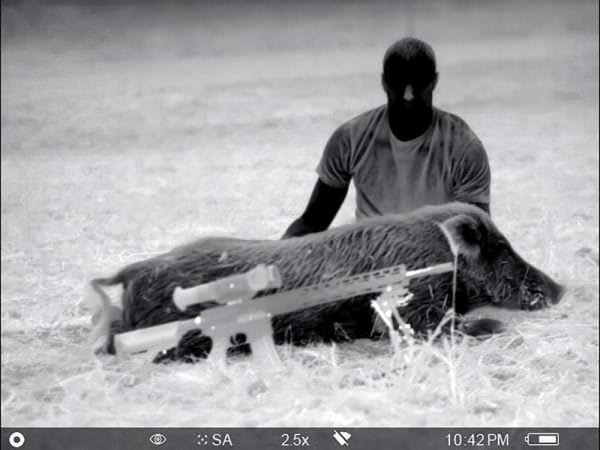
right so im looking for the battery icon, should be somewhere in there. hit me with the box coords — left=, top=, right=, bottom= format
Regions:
left=524, top=433, right=560, bottom=446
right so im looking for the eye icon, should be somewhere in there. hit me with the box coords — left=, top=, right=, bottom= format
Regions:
left=149, top=433, right=168, bottom=446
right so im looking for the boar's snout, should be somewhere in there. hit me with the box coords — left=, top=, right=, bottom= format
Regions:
left=519, top=265, right=565, bottom=310
left=551, top=283, right=566, bottom=305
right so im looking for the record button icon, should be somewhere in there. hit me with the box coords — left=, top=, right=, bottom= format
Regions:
left=8, top=432, right=25, bottom=448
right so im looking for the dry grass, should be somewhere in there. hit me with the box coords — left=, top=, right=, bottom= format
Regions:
left=1, top=0, right=598, bottom=427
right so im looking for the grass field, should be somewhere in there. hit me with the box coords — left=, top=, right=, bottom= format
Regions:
left=1, top=0, right=598, bottom=427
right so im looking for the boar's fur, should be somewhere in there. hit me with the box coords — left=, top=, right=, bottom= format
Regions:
left=92, top=203, right=564, bottom=360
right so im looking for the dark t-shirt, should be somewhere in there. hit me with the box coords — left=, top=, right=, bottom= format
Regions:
left=317, top=105, right=491, bottom=219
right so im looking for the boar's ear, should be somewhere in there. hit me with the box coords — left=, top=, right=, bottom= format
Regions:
left=439, top=214, right=483, bottom=257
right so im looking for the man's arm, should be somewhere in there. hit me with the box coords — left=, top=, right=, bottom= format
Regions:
left=453, top=138, right=492, bottom=216
left=283, top=121, right=353, bottom=239
left=282, top=179, right=348, bottom=239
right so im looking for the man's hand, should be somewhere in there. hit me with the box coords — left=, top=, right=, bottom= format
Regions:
left=282, top=179, right=348, bottom=239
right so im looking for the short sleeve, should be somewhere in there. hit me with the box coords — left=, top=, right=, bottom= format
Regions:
left=316, top=125, right=353, bottom=188
left=452, top=138, right=491, bottom=205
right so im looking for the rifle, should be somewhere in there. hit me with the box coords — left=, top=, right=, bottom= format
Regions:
left=100, top=261, right=454, bottom=369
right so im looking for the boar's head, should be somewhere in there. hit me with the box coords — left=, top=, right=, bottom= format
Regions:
left=439, top=211, right=565, bottom=311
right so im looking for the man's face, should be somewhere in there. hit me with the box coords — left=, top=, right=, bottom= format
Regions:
left=382, top=72, right=437, bottom=116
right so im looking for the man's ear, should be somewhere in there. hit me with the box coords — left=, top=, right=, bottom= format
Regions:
left=381, top=73, right=391, bottom=96
left=438, top=214, right=482, bottom=257
left=431, top=72, right=438, bottom=90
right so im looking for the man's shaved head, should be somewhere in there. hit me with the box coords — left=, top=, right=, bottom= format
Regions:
left=382, top=37, right=437, bottom=89
left=381, top=38, right=438, bottom=140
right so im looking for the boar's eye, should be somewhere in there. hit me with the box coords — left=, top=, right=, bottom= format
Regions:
left=486, top=240, right=508, bottom=256
left=458, top=220, right=483, bottom=246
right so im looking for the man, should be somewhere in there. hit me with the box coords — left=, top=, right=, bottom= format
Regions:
left=282, top=37, right=491, bottom=239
